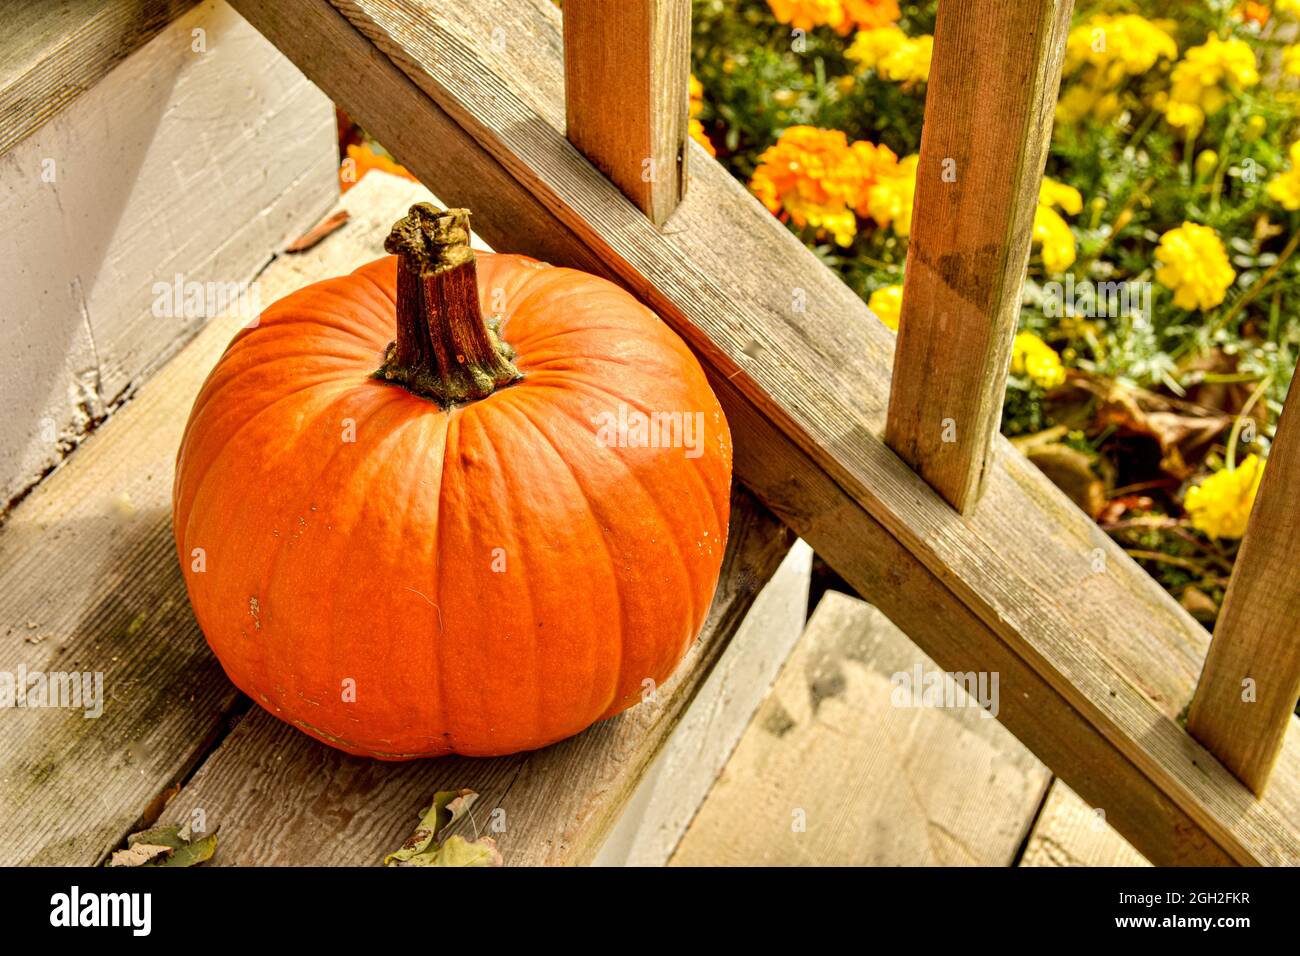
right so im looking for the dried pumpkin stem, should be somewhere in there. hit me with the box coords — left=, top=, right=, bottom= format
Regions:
left=376, top=203, right=521, bottom=405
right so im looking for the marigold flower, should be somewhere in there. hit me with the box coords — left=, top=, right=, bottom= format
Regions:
left=1266, top=141, right=1300, bottom=210
left=1032, top=206, right=1077, bottom=274
left=750, top=126, right=897, bottom=246
left=1234, top=2, right=1270, bottom=26
left=862, top=153, right=918, bottom=235
left=847, top=27, right=933, bottom=83
left=1011, top=332, right=1066, bottom=390
left=1185, top=454, right=1265, bottom=539
left=1280, top=0, right=1300, bottom=17
left=688, top=75, right=716, bottom=157
left=1164, top=34, right=1258, bottom=133
left=868, top=284, right=903, bottom=331
left=1064, top=14, right=1177, bottom=81
left=766, top=0, right=899, bottom=34
left=1154, top=222, right=1236, bottom=311
left=341, top=143, right=416, bottom=193
left=1039, top=178, right=1083, bottom=216
left=1284, top=45, right=1300, bottom=78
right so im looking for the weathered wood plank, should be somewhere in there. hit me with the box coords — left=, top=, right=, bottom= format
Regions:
left=671, top=592, right=1051, bottom=866
left=594, top=540, right=812, bottom=866
left=886, top=0, right=1073, bottom=513
left=0, top=0, right=198, bottom=156
left=160, top=490, right=792, bottom=866
left=563, top=0, right=690, bottom=225
left=0, top=172, right=412, bottom=866
left=227, top=0, right=1300, bottom=866
left=1020, top=781, right=1151, bottom=868
left=1189, top=374, right=1300, bottom=793
left=0, top=0, right=338, bottom=511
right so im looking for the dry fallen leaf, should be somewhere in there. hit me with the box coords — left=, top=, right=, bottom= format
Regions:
left=106, top=823, right=218, bottom=868
left=384, top=789, right=503, bottom=867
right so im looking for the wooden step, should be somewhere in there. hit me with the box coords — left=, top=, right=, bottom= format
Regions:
left=1020, top=781, right=1151, bottom=868
left=670, top=591, right=1051, bottom=866
left=0, top=170, right=794, bottom=865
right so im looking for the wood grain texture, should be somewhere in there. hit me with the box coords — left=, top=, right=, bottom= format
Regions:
left=671, top=592, right=1051, bottom=866
left=1020, top=781, right=1151, bottom=867
left=1189, top=372, right=1300, bottom=793
left=228, top=0, right=1300, bottom=866
left=0, top=173, right=419, bottom=866
left=594, top=540, right=812, bottom=865
left=1, top=0, right=338, bottom=511
left=886, top=0, right=1074, bottom=513
left=160, top=492, right=792, bottom=866
left=0, top=0, right=198, bottom=156
left=563, top=0, right=690, bottom=225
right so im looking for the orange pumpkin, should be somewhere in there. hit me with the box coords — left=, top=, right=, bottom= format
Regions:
left=173, top=205, right=731, bottom=758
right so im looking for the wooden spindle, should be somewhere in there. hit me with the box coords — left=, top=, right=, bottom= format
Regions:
left=884, top=0, right=1074, bottom=513
left=1188, top=373, right=1300, bottom=794
left=562, top=0, right=690, bottom=226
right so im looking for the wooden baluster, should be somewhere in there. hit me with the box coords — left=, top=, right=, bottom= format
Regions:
left=563, top=0, right=691, bottom=226
left=884, top=0, right=1074, bottom=513
left=1189, top=374, right=1300, bottom=794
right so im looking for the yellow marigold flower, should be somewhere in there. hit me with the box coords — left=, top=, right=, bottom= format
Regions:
left=1039, top=177, right=1083, bottom=216
left=1154, top=222, right=1236, bottom=311
left=1284, top=45, right=1300, bottom=77
left=1032, top=205, right=1077, bottom=274
left=1011, top=331, right=1066, bottom=390
left=868, top=284, right=902, bottom=331
left=848, top=27, right=933, bottom=83
left=1280, top=0, right=1300, bottom=16
left=1185, top=454, right=1265, bottom=539
left=1064, top=14, right=1177, bottom=80
left=1266, top=141, right=1300, bottom=210
left=863, top=153, right=917, bottom=235
left=1194, top=149, right=1219, bottom=179
left=1165, top=34, right=1258, bottom=132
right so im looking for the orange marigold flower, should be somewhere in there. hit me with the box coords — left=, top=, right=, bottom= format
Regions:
left=750, top=126, right=899, bottom=246
left=341, top=142, right=416, bottom=193
left=766, top=0, right=899, bottom=35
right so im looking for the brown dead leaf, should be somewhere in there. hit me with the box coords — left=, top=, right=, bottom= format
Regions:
left=1066, top=376, right=1232, bottom=479
left=1180, top=586, right=1219, bottom=621
left=285, top=209, right=350, bottom=253
left=1023, top=443, right=1106, bottom=518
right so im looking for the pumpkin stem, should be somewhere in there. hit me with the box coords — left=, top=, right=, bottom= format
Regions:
left=375, top=203, right=521, bottom=406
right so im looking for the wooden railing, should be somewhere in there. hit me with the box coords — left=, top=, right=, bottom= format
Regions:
left=230, top=0, right=1300, bottom=863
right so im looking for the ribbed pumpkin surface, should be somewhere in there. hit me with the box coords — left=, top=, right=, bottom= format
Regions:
left=173, top=252, right=731, bottom=758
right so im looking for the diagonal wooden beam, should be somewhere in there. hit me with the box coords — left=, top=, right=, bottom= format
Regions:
left=228, top=0, right=1300, bottom=866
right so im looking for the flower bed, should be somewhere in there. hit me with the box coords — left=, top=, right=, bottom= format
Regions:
left=689, top=0, right=1300, bottom=624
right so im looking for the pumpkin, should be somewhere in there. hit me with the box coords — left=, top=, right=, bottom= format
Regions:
left=173, top=204, right=732, bottom=759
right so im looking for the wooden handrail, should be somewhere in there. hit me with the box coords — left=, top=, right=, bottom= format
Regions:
left=228, top=0, right=1300, bottom=866
left=1189, top=374, right=1300, bottom=793
left=885, top=0, right=1074, bottom=513
left=563, top=0, right=690, bottom=226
